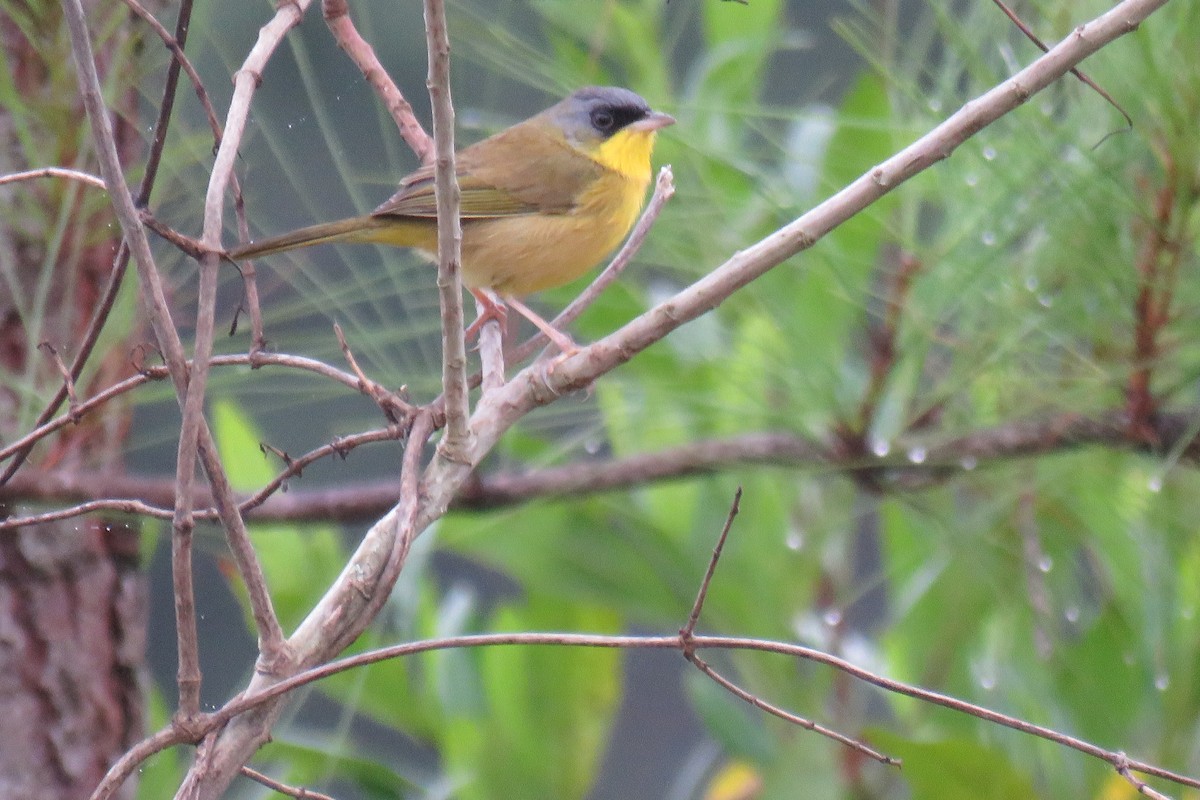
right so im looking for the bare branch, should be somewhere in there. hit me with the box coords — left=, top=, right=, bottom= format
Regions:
left=517, top=2, right=1159, bottom=414
left=8, top=404, right=1200, bottom=530
left=334, top=323, right=416, bottom=422
left=117, top=0, right=221, bottom=140
left=423, top=0, right=470, bottom=461
left=194, top=631, right=1199, bottom=795
left=989, top=0, right=1132, bottom=129
left=88, top=625, right=1200, bottom=799
left=0, top=351, right=390, bottom=469
left=322, top=0, right=433, bottom=162
left=682, top=486, right=741, bottom=637
left=686, top=650, right=898, bottom=766
left=239, top=766, right=337, bottom=800
left=0, top=427, right=407, bottom=531
left=0, top=166, right=106, bottom=190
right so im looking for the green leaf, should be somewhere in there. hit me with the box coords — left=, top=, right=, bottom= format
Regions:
left=703, top=0, right=782, bottom=49
left=258, top=736, right=420, bottom=799
left=685, top=669, right=776, bottom=762
left=135, top=686, right=183, bottom=800
left=757, top=70, right=898, bottom=415
left=210, top=398, right=345, bottom=633
left=444, top=595, right=622, bottom=800
left=870, top=731, right=1043, bottom=800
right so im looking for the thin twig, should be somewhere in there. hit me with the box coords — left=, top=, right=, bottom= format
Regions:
left=140, top=209, right=208, bottom=258
left=0, top=498, right=175, bottom=528
left=322, top=0, right=433, bottom=163
left=682, top=486, right=741, bottom=637
left=0, top=166, right=106, bottom=190
left=239, top=766, right=338, bottom=800
left=36, top=343, right=79, bottom=418
left=989, top=0, right=1132, bottom=129
left=677, top=487, right=895, bottom=764
left=687, top=650, right=898, bottom=766
left=0, top=426, right=407, bottom=531
left=0, top=352, right=386, bottom=467
left=117, top=0, right=220, bottom=140
left=194, top=631, right=1200, bottom=793
left=334, top=323, right=415, bottom=422
left=1115, top=753, right=1173, bottom=800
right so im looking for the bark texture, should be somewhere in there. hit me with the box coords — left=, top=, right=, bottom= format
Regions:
left=1, top=2, right=151, bottom=798
left=0, top=520, right=145, bottom=800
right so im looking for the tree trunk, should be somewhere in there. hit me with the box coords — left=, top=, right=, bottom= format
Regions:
left=1, top=2, right=151, bottom=797
left=0, top=519, right=145, bottom=800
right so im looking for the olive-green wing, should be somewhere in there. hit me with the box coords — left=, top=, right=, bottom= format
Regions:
left=371, top=119, right=603, bottom=220
left=372, top=167, right=536, bottom=218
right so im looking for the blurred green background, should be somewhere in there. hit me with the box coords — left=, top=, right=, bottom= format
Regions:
left=118, top=0, right=1200, bottom=798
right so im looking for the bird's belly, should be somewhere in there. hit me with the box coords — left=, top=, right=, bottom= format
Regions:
left=460, top=171, right=646, bottom=296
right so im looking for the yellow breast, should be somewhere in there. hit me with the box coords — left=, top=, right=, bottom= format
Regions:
left=460, top=127, right=657, bottom=296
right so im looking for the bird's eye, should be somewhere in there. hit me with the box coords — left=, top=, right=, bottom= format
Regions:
left=590, top=108, right=615, bottom=132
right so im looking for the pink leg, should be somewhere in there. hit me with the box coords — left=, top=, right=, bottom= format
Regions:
left=464, top=289, right=508, bottom=341
left=503, top=294, right=578, bottom=355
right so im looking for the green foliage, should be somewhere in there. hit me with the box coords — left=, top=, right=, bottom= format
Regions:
left=870, top=731, right=1043, bottom=800
left=445, top=597, right=621, bottom=799
left=0, top=0, right=143, bottom=436
left=136, top=686, right=184, bottom=799
left=257, top=737, right=420, bottom=799
left=212, top=399, right=346, bottom=633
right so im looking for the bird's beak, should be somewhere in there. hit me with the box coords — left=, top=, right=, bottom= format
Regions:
left=631, top=110, right=676, bottom=132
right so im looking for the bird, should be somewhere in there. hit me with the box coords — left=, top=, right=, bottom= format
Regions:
left=227, top=86, right=674, bottom=352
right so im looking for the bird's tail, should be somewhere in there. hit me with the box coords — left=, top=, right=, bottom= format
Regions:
left=227, top=215, right=400, bottom=260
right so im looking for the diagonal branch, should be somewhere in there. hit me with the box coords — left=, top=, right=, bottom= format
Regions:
left=532, top=0, right=1167, bottom=406
left=322, top=0, right=433, bottom=162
